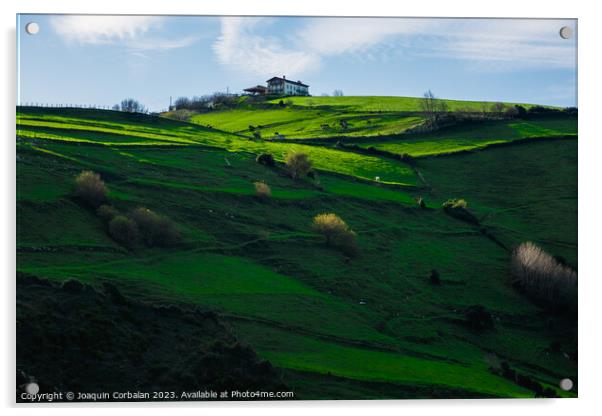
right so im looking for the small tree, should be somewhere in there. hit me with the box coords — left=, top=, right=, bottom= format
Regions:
left=97, top=204, right=119, bottom=222
left=130, top=207, right=180, bottom=247
left=119, top=98, right=147, bottom=113
left=511, top=242, right=577, bottom=309
left=285, top=151, right=312, bottom=179
left=108, top=215, right=139, bottom=248
left=74, top=170, right=108, bottom=207
left=256, top=153, right=275, bottom=167
left=312, top=213, right=357, bottom=255
left=333, top=89, right=344, bottom=97
left=254, top=181, right=271, bottom=200
left=420, top=90, right=448, bottom=128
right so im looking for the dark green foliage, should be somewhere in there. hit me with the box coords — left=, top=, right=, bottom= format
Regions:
left=96, top=204, right=119, bottom=222
left=514, top=105, right=527, bottom=118
left=130, top=207, right=180, bottom=247
left=463, top=305, right=494, bottom=332
left=108, top=215, right=139, bottom=248
left=253, top=131, right=262, bottom=140
left=16, top=274, right=285, bottom=401
left=495, top=361, right=558, bottom=398
left=102, top=282, right=128, bottom=305
left=62, top=279, right=84, bottom=294
left=255, top=153, right=275, bottom=167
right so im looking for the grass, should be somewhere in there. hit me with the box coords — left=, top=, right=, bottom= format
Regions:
left=191, top=107, right=423, bottom=139
left=266, top=96, right=544, bottom=112
left=16, top=103, right=577, bottom=399
left=349, top=116, right=577, bottom=157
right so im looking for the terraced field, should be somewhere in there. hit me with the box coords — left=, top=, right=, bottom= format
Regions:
left=16, top=100, right=577, bottom=399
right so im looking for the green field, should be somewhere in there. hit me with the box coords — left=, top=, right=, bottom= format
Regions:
left=266, top=96, right=542, bottom=112
left=16, top=98, right=577, bottom=399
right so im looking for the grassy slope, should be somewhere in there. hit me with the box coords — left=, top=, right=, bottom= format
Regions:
left=266, top=96, right=543, bottom=112
left=16, top=104, right=577, bottom=399
left=350, top=116, right=577, bottom=157
left=17, top=108, right=416, bottom=186
left=191, top=107, right=423, bottom=139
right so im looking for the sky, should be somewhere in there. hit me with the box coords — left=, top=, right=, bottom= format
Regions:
left=17, top=15, right=577, bottom=111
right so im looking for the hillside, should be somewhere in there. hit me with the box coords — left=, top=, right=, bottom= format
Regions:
left=16, top=99, right=577, bottom=400
left=188, top=95, right=569, bottom=143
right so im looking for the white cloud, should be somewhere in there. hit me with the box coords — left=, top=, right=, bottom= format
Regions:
left=50, top=15, right=162, bottom=44
left=212, top=17, right=319, bottom=77
left=212, top=17, right=576, bottom=77
left=50, top=15, right=198, bottom=51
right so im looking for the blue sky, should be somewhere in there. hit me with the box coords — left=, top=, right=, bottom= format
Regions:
left=17, top=15, right=577, bottom=111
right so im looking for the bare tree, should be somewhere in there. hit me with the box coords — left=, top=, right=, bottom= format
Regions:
left=420, top=90, right=447, bottom=128
left=119, top=98, right=147, bottom=113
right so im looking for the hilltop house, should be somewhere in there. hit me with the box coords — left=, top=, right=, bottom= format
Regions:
left=243, top=76, right=310, bottom=96
left=267, top=76, right=309, bottom=96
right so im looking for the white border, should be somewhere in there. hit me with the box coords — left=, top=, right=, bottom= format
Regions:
left=3, top=1, right=601, bottom=415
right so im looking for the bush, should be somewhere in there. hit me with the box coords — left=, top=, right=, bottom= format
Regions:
left=464, top=305, right=494, bottom=332
left=252, top=131, right=262, bottom=140
left=312, top=213, right=357, bottom=255
left=166, top=109, right=193, bottom=121
left=109, top=215, right=139, bottom=248
left=442, top=198, right=479, bottom=224
left=511, top=242, right=577, bottom=309
left=442, top=198, right=467, bottom=209
left=256, top=153, right=275, bottom=167
left=130, top=207, right=180, bottom=247
left=285, top=152, right=312, bottom=179
left=97, top=204, right=119, bottom=222
left=74, top=171, right=108, bottom=207
left=254, top=181, right=271, bottom=199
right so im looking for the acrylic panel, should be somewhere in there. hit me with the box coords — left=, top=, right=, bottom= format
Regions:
left=16, top=14, right=577, bottom=402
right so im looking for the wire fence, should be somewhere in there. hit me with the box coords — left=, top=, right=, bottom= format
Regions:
left=16, top=103, right=166, bottom=114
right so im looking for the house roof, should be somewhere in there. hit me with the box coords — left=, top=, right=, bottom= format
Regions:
left=243, top=85, right=268, bottom=93
left=266, top=77, right=309, bottom=88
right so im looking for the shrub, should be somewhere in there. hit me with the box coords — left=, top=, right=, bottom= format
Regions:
left=442, top=198, right=468, bottom=209
left=130, top=207, right=180, bottom=247
left=97, top=204, right=119, bottom=222
left=285, top=151, right=312, bottom=179
left=252, top=131, right=262, bottom=140
left=312, top=213, right=357, bottom=255
left=254, top=181, right=271, bottom=199
left=109, top=215, right=139, bottom=248
left=74, top=170, right=108, bottom=207
left=166, top=109, right=193, bottom=121
left=256, top=153, right=275, bottom=167
left=511, top=242, right=577, bottom=309
left=464, top=305, right=494, bottom=332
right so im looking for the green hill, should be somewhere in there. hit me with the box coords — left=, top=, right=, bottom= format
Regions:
left=16, top=103, right=577, bottom=399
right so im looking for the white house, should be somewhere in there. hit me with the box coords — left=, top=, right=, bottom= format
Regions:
left=266, top=76, right=309, bottom=96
